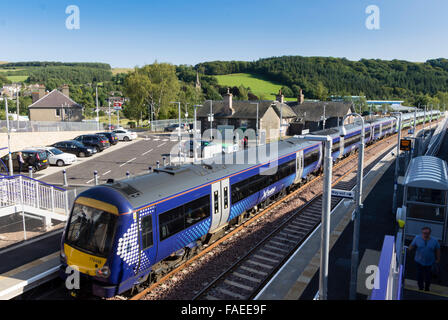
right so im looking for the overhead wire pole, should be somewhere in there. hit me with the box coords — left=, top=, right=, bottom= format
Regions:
left=16, top=88, right=19, bottom=130
left=193, top=105, right=202, bottom=163
left=391, top=112, right=402, bottom=216
left=297, top=134, right=333, bottom=300
left=250, top=102, right=259, bottom=147
left=5, top=98, right=13, bottom=175
left=341, top=113, right=365, bottom=300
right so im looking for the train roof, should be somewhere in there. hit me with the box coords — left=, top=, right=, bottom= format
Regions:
left=104, top=137, right=318, bottom=209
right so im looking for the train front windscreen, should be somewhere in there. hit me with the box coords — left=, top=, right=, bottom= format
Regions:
left=65, top=202, right=117, bottom=257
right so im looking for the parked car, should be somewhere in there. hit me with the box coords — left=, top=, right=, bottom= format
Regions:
left=164, top=123, right=188, bottom=132
left=0, top=149, right=49, bottom=173
left=112, top=129, right=138, bottom=141
left=33, top=147, right=77, bottom=167
left=74, top=134, right=111, bottom=152
left=51, top=140, right=96, bottom=158
left=96, top=132, right=119, bottom=145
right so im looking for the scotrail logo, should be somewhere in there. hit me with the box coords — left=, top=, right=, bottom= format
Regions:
left=261, top=187, right=276, bottom=201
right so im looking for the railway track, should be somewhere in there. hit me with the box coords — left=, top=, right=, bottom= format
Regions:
left=130, top=124, right=418, bottom=300
left=192, top=146, right=392, bottom=300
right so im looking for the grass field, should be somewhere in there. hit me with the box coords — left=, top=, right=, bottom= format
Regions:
left=6, top=75, right=29, bottom=82
left=112, top=68, right=133, bottom=75
left=215, top=73, right=296, bottom=101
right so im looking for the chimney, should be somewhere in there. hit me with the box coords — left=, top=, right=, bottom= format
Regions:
left=61, top=84, right=69, bottom=98
left=223, top=88, right=234, bottom=115
left=32, top=84, right=46, bottom=103
left=276, top=89, right=284, bottom=104
left=298, top=88, right=304, bottom=105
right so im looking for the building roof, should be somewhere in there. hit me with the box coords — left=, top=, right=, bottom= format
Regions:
left=197, top=100, right=297, bottom=120
left=403, top=156, right=448, bottom=190
left=286, top=101, right=353, bottom=122
left=28, top=89, right=82, bottom=109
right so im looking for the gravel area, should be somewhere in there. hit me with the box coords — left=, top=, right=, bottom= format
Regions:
left=135, top=137, right=396, bottom=300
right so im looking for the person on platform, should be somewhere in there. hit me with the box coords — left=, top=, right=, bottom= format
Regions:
left=17, top=152, right=25, bottom=173
left=408, top=227, right=441, bottom=291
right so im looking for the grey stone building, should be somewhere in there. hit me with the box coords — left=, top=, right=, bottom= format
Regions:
left=197, top=89, right=297, bottom=141
left=28, top=85, right=83, bottom=122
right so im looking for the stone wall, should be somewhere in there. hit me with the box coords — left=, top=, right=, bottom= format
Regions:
left=0, top=131, right=97, bottom=157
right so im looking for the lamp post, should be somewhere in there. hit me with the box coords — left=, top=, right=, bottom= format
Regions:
left=170, top=102, right=182, bottom=162
left=250, top=102, right=259, bottom=146
left=95, top=85, right=100, bottom=131
left=4, top=98, right=13, bottom=175
left=340, top=113, right=365, bottom=300
left=108, top=100, right=112, bottom=132
left=297, top=134, right=333, bottom=300
left=391, top=112, right=402, bottom=216
left=193, top=105, right=202, bottom=162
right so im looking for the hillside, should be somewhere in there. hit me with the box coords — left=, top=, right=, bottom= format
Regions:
left=215, top=73, right=295, bottom=101
left=196, top=56, right=448, bottom=103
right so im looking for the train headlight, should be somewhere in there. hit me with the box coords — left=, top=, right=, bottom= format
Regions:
left=96, top=266, right=110, bottom=278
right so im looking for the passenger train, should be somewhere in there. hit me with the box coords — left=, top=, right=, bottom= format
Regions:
left=59, top=110, right=441, bottom=297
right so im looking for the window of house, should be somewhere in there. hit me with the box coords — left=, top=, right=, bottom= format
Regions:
left=56, top=108, right=61, bottom=117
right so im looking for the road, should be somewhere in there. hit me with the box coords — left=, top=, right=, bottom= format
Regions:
left=39, top=134, right=179, bottom=186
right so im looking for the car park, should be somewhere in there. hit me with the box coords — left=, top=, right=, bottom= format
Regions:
left=96, top=132, right=119, bottom=145
left=51, top=140, right=96, bottom=158
left=74, top=134, right=111, bottom=152
left=33, top=147, right=77, bottom=167
left=0, top=149, right=49, bottom=173
left=112, top=129, right=137, bottom=141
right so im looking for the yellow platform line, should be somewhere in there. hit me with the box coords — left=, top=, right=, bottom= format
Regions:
left=0, top=252, right=59, bottom=281
left=405, top=279, right=448, bottom=298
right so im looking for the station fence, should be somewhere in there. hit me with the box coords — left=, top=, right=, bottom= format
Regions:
left=0, top=120, right=101, bottom=132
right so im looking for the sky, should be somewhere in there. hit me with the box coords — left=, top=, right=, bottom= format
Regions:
left=1, top=0, right=448, bottom=67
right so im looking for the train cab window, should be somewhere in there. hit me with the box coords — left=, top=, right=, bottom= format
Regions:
left=214, top=191, right=219, bottom=213
left=141, top=215, right=153, bottom=249
left=159, top=206, right=184, bottom=241
left=185, top=195, right=210, bottom=228
left=223, top=187, right=229, bottom=209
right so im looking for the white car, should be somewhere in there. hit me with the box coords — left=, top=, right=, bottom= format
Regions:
left=113, top=129, right=138, bottom=141
left=35, top=147, right=77, bottom=167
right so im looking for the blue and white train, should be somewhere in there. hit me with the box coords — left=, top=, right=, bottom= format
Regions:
left=59, top=110, right=441, bottom=297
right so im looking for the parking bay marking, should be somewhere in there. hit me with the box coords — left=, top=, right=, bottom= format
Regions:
left=102, top=170, right=111, bottom=176
left=119, top=157, right=137, bottom=167
left=141, top=149, right=153, bottom=156
left=157, top=142, right=166, bottom=148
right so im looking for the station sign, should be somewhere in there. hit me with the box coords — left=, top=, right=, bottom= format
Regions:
left=331, top=189, right=355, bottom=200
left=113, top=102, right=122, bottom=111
left=400, top=139, right=411, bottom=151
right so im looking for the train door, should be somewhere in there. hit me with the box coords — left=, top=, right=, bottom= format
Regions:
left=210, top=179, right=231, bottom=230
left=294, top=150, right=304, bottom=183
left=210, top=182, right=221, bottom=231
left=219, top=179, right=230, bottom=226
left=136, top=209, right=157, bottom=275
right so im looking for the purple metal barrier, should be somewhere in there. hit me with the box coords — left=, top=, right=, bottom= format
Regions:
left=370, top=235, right=395, bottom=300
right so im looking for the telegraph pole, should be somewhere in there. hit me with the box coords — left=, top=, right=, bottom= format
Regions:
left=95, top=85, right=100, bottom=131
left=5, top=98, right=13, bottom=175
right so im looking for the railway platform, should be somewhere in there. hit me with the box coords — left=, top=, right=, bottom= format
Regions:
left=256, top=141, right=398, bottom=300
left=0, top=230, right=61, bottom=299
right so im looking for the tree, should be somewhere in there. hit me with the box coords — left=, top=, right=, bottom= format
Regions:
left=124, top=62, right=181, bottom=121
left=316, top=81, right=329, bottom=101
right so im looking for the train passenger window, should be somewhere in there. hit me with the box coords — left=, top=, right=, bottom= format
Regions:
left=185, top=195, right=210, bottom=228
left=223, top=187, right=229, bottom=209
left=141, top=215, right=153, bottom=249
left=304, top=148, right=319, bottom=167
left=159, top=206, right=184, bottom=241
